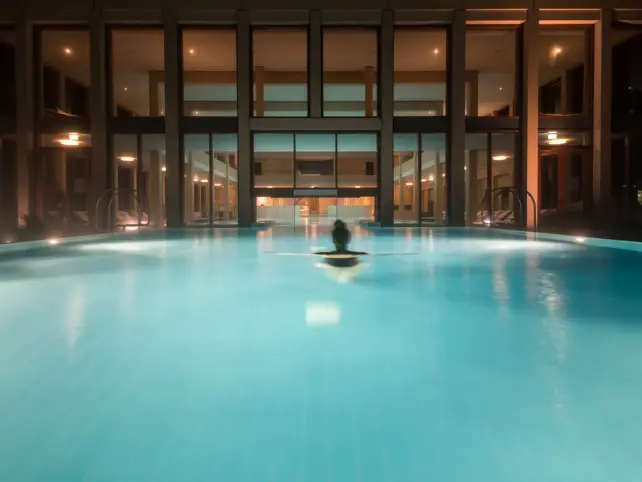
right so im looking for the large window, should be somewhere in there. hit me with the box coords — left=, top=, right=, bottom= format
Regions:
left=323, top=29, right=378, bottom=117
left=182, top=29, right=237, bottom=117
left=337, top=134, right=377, bottom=188
left=393, top=133, right=446, bottom=224
left=34, top=132, right=92, bottom=230
left=465, top=132, right=518, bottom=225
left=394, top=29, right=447, bottom=116
left=253, top=133, right=377, bottom=189
left=184, top=134, right=238, bottom=225
left=538, top=130, right=592, bottom=220
left=37, top=29, right=90, bottom=117
left=110, top=29, right=165, bottom=117
left=112, top=134, right=166, bottom=227
left=295, top=134, right=335, bottom=188
left=0, top=30, right=16, bottom=118
left=252, top=29, right=307, bottom=117
left=465, top=29, right=516, bottom=117
left=539, top=28, right=590, bottom=115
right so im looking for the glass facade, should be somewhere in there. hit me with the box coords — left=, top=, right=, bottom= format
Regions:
left=0, top=6, right=636, bottom=235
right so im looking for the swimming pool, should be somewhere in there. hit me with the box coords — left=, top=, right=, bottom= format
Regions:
left=1, top=227, right=641, bottom=482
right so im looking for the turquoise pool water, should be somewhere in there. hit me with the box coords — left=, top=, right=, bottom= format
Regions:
left=1, top=227, right=642, bottom=482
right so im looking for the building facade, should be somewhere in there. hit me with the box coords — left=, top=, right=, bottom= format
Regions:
left=0, top=1, right=642, bottom=233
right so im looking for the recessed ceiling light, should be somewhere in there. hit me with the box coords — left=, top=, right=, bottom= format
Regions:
left=499, top=86, right=503, bottom=91
left=118, top=156, right=136, bottom=162
left=492, top=155, right=510, bottom=161
left=124, top=87, right=128, bottom=91
left=547, top=131, right=558, bottom=140
left=161, top=166, right=167, bottom=172
left=433, top=48, right=439, bottom=54
left=442, top=173, right=445, bottom=178
left=552, top=46, right=563, bottom=56
left=267, top=186, right=273, bottom=188
left=193, top=111, right=199, bottom=116
left=405, top=182, right=413, bottom=186
left=200, top=179, right=208, bottom=183
left=189, top=48, right=195, bottom=55
left=214, top=183, right=222, bottom=187
left=354, top=185, right=361, bottom=188
left=64, top=47, right=72, bottom=55
left=428, top=175, right=434, bottom=182
left=193, top=176, right=199, bottom=182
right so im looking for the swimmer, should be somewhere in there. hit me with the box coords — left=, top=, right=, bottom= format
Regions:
left=314, top=220, right=366, bottom=267
left=313, top=220, right=367, bottom=283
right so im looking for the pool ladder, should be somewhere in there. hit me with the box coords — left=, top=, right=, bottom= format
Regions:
left=95, top=188, right=150, bottom=231
left=479, top=187, right=538, bottom=232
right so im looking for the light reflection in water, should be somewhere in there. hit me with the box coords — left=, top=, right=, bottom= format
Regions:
left=66, top=282, right=86, bottom=347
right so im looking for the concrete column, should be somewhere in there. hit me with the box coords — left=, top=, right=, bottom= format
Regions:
left=593, top=9, right=613, bottom=223
left=466, top=150, right=479, bottom=225
left=435, top=151, right=443, bottom=223
left=163, top=9, right=182, bottom=228
left=237, top=10, right=252, bottom=227
left=147, top=151, right=163, bottom=227
left=309, top=10, right=322, bottom=118
left=448, top=10, right=466, bottom=225
left=90, top=9, right=108, bottom=229
left=16, top=17, right=34, bottom=225
left=521, top=9, right=540, bottom=230
left=379, top=9, right=394, bottom=226
left=184, top=153, right=194, bottom=221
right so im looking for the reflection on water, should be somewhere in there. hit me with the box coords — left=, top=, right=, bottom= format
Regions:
left=65, top=282, right=86, bottom=347
left=305, top=302, right=340, bottom=327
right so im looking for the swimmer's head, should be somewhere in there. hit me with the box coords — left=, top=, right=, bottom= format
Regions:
left=332, top=220, right=351, bottom=251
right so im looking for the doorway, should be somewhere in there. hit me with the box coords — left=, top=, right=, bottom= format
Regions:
left=255, top=196, right=375, bottom=226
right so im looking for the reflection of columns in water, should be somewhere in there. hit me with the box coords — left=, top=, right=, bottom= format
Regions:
left=466, top=150, right=479, bottom=224
left=184, top=152, right=194, bottom=221
left=147, top=151, right=163, bottom=227
left=131, top=164, right=137, bottom=213
left=396, top=153, right=403, bottom=213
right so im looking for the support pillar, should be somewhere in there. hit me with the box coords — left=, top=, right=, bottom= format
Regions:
left=184, top=153, right=194, bottom=221
left=16, top=17, right=34, bottom=225
left=163, top=9, right=182, bottom=228
left=466, top=150, right=479, bottom=225
left=521, top=9, right=540, bottom=230
left=448, top=10, right=466, bottom=225
left=237, top=10, right=252, bottom=227
left=148, top=151, right=163, bottom=227
left=309, top=10, right=322, bottom=118
left=593, top=9, right=613, bottom=224
left=435, top=151, right=444, bottom=223
left=379, top=9, right=394, bottom=226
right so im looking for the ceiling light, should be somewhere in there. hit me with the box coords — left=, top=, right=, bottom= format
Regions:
left=421, top=178, right=426, bottom=182
left=492, top=155, right=510, bottom=161
left=442, top=173, right=446, bottom=178
left=464, top=166, right=467, bottom=171
left=200, top=179, right=208, bottom=183
left=552, top=46, right=563, bottom=56
left=69, top=133, right=79, bottom=141
left=161, top=166, right=167, bottom=172
left=267, top=185, right=273, bottom=188
left=189, top=48, right=195, bottom=55
left=547, top=131, right=558, bottom=140
left=429, top=175, right=435, bottom=182
left=64, top=47, right=72, bottom=55
left=354, top=185, right=361, bottom=188
left=193, top=111, right=199, bottom=116
left=548, top=138, right=568, bottom=145
left=118, top=156, right=136, bottom=162
left=433, top=48, right=439, bottom=54
left=193, top=176, right=199, bottom=182
left=124, top=87, right=128, bottom=92
left=499, top=86, right=503, bottom=91
left=405, top=182, right=413, bottom=186
left=214, top=183, right=222, bottom=187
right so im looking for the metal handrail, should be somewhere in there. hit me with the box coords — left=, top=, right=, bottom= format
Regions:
left=479, top=187, right=538, bottom=232
left=95, top=188, right=149, bottom=231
